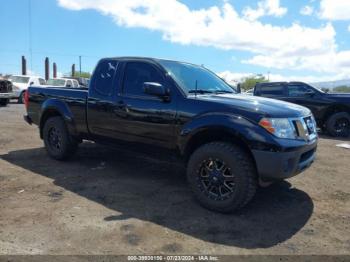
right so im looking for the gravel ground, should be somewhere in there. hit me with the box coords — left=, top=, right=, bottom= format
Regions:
left=0, top=103, right=350, bottom=255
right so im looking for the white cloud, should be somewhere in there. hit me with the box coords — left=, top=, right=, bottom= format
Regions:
left=243, top=0, right=287, bottom=21
left=320, top=0, right=350, bottom=20
left=57, top=0, right=330, bottom=55
left=218, top=71, right=254, bottom=84
left=218, top=71, right=346, bottom=85
left=300, top=5, right=313, bottom=16
left=243, top=49, right=350, bottom=75
left=57, top=0, right=350, bottom=76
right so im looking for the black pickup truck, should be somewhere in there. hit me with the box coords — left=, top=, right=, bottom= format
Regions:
left=254, top=82, right=350, bottom=137
left=24, top=57, right=318, bottom=212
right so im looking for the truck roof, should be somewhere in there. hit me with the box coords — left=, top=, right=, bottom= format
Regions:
left=256, top=81, right=309, bottom=86
left=11, top=75, right=43, bottom=79
left=101, top=56, right=198, bottom=66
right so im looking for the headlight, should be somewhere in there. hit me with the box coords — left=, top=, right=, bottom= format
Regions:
left=259, top=118, right=297, bottom=139
left=12, top=85, right=20, bottom=91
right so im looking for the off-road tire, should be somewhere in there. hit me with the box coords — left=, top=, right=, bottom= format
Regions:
left=18, top=92, right=25, bottom=104
left=187, top=142, right=257, bottom=213
left=0, top=99, right=9, bottom=106
left=43, top=116, right=78, bottom=160
left=326, top=112, right=350, bottom=137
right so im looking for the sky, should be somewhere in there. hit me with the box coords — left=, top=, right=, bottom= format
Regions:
left=1, top=0, right=350, bottom=83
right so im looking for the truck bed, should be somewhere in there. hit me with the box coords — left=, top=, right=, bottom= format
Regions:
left=27, top=86, right=89, bottom=136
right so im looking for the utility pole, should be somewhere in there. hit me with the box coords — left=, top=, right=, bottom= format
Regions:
left=72, top=64, right=75, bottom=77
left=21, top=56, right=27, bottom=75
left=45, top=57, right=50, bottom=81
left=79, top=56, right=82, bottom=76
left=53, top=63, right=57, bottom=78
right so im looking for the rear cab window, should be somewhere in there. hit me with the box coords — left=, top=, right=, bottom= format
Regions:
left=91, top=60, right=119, bottom=96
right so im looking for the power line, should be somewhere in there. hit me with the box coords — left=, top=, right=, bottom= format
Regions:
left=28, top=0, right=33, bottom=71
left=0, top=48, right=100, bottom=60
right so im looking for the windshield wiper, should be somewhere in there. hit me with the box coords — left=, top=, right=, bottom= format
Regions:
left=214, top=90, right=234, bottom=94
left=188, top=89, right=214, bottom=94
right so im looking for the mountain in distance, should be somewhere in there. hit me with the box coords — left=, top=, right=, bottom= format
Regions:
left=311, top=79, right=350, bottom=89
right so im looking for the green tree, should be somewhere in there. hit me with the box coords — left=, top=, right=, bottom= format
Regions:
left=73, top=71, right=92, bottom=78
left=333, top=85, right=350, bottom=93
left=240, top=74, right=269, bottom=91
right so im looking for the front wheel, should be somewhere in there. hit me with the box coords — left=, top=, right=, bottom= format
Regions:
left=0, top=99, right=9, bottom=106
left=18, top=92, right=25, bottom=104
left=43, top=116, right=78, bottom=160
left=326, top=112, right=350, bottom=137
left=187, top=142, right=257, bottom=213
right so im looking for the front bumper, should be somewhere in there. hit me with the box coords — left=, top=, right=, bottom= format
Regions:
left=12, top=90, right=21, bottom=98
left=252, top=139, right=317, bottom=181
left=0, top=92, right=16, bottom=99
left=24, top=115, right=33, bottom=125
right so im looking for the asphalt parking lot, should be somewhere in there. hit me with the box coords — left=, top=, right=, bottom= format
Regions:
left=0, top=103, right=350, bottom=255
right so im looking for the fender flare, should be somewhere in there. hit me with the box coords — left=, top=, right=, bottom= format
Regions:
left=178, top=112, right=276, bottom=155
left=39, top=98, right=78, bottom=138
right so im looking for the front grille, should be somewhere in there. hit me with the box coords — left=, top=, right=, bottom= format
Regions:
left=0, top=81, right=12, bottom=93
left=292, top=116, right=317, bottom=141
left=300, top=148, right=316, bottom=162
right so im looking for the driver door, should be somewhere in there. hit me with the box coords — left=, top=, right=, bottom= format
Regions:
left=116, top=61, right=177, bottom=148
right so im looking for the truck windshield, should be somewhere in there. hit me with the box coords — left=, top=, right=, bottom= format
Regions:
left=159, top=60, right=235, bottom=95
left=47, top=79, right=66, bottom=86
left=9, top=76, right=30, bottom=84
left=307, top=83, right=325, bottom=93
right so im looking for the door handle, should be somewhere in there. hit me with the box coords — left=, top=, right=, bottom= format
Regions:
left=117, top=101, right=126, bottom=110
left=113, top=101, right=128, bottom=117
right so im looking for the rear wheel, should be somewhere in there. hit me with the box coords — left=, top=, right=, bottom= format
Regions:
left=187, top=142, right=257, bottom=213
left=43, top=116, right=78, bottom=160
left=326, top=112, right=350, bottom=137
left=0, top=99, right=9, bottom=106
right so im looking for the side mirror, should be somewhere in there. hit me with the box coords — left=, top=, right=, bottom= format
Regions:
left=305, top=90, right=315, bottom=97
left=236, top=83, right=241, bottom=94
left=66, top=84, right=72, bottom=88
left=143, top=82, right=169, bottom=100
left=29, top=82, right=34, bottom=86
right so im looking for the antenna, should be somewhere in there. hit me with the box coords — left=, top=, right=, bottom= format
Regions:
left=195, top=80, right=198, bottom=98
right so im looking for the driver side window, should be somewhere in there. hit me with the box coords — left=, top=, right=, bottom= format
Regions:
left=288, top=85, right=312, bottom=97
left=123, top=62, right=164, bottom=97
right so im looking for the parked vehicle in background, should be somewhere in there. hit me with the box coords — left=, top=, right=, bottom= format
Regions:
left=63, top=77, right=90, bottom=88
left=24, top=57, right=318, bottom=213
left=254, top=82, right=350, bottom=137
left=9, top=75, right=46, bottom=103
left=46, top=78, right=80, bottom=88
left=244, top=88, right=254, bottom=95
left=0, top=78, right=14, bottom=106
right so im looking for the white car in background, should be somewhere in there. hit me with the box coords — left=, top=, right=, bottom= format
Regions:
left=243, top=88, right=254, bottom=95
left=46, top=78, right=80, bottom=88
left=9, top=75, right=46, bottom=103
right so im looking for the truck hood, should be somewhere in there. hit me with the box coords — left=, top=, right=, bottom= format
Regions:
left=196, top=93, right=311, bottom=118
left=11, top=83, right=28, bottom=91
left=325, top=93, right=350, bottom=98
